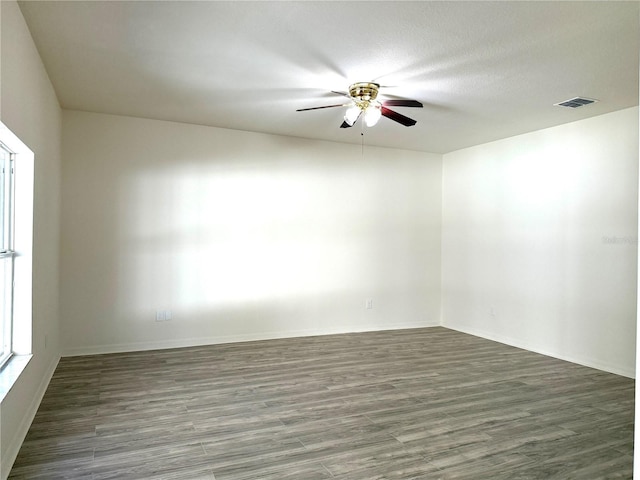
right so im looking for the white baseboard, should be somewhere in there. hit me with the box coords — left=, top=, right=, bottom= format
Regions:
left=445, top=324, right=635, bottom=379
left=63, top=321, right=439, bottom=357
left=2, top=354, right=60, bottom=480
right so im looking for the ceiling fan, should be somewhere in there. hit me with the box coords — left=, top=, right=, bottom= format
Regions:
left=296, top=82, right=423, bottom=128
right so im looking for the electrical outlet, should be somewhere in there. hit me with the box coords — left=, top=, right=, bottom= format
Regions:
left=156, top=310, right=172, bottom=322
left=366, top=299, right=373, bottom=310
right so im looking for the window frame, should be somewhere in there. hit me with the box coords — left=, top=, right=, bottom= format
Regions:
left=0, top=142, right=15, bottom=368
left=0, top=121, right=34, bottom=389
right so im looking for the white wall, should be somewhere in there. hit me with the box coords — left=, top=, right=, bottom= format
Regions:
left=60, top=111, right=442, bottom=355
left=0, top=1, right=62, bottom=478
left=442, top=107, right=639, bottom=377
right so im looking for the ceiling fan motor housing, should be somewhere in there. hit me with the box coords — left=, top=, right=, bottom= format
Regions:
left=349, top=82, right=380, bottom=106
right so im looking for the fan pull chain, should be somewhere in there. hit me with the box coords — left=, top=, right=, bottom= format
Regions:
left=361, top=120, right=365, bottom=160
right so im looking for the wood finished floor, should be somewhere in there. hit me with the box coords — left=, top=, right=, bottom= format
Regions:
left=8, top=327, right=634, bottom=480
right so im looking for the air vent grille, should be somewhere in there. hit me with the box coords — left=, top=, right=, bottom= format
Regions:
left=554, top=97, right=598, bottom=108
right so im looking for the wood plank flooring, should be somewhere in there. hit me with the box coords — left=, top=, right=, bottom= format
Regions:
left=8, top=327, right=634, bottom=479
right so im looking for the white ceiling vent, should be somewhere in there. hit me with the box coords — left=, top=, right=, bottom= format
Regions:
left=554, top=97, right=599, bottom=108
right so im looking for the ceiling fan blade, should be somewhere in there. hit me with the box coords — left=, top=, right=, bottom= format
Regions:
left=296, top=104, right=345, bottom=112
left=382, top=99, right=423, bottom=108
left=331, top=90, right=351, bottom=98
left=381, top=106, right=417, bottom=127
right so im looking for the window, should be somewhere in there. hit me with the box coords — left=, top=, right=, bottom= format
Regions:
left=0, top=121, right=33, bottom=400
left=0, top=142, right=15, bottom=368
left=0, top=121, right=34, bottom=389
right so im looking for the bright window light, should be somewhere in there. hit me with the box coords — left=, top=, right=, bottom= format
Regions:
left=0, top=122, right=34, bottom=361
left=0, top=143, right=14, bottom=368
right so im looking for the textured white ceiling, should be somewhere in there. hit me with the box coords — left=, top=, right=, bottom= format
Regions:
left=18, top=1, right=640, bottom=153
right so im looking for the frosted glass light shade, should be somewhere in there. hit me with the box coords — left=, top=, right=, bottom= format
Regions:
left=344, top=105, right=361, bottom=126
left=364, top=105, right=381, bottom=127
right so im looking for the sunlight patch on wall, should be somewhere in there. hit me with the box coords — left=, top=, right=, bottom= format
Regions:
left=117, top=165, right=368, bottom=313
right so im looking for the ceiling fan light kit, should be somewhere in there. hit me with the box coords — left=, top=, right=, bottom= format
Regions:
left=364, top=105, right=382, bottom=127
left=344, top=104, right=362, bottom=126
left=343, top=82, right=382, bottom=127
left=297, top=82, right=423, bottom=129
